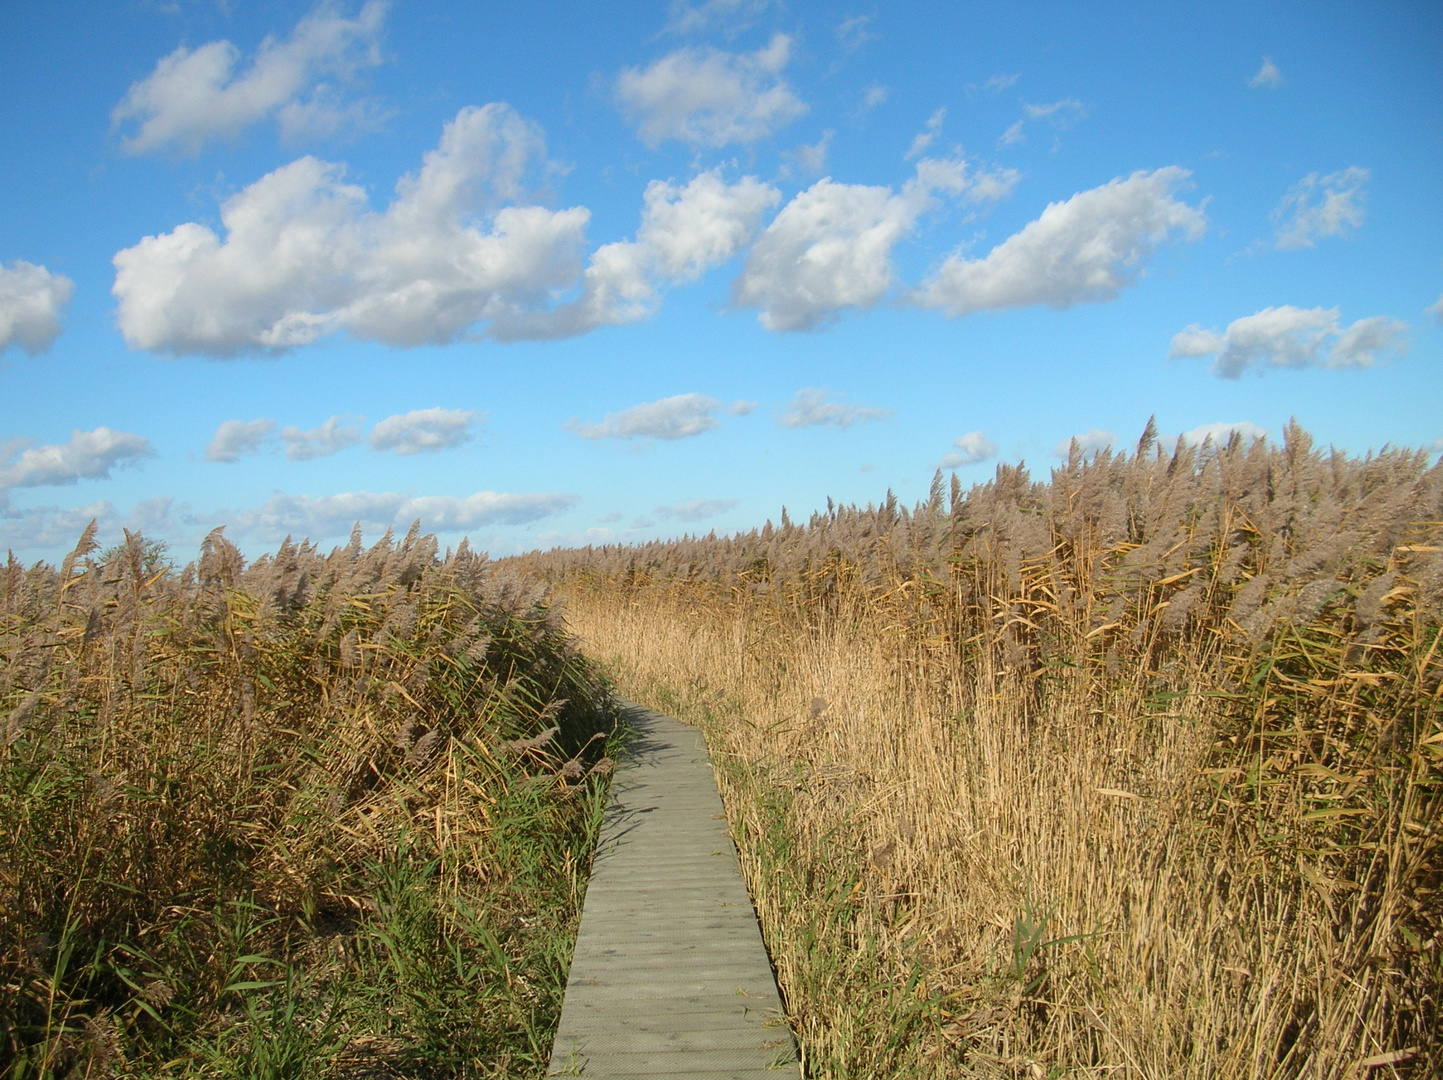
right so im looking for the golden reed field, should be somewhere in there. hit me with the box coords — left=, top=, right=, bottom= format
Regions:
left=508, top=422, right=1442, bottom=1079
left=2, top=525, right=618, bottom=1079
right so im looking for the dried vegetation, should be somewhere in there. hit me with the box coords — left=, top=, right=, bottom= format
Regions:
left=2, top=523, right=618, bottom=1078
left=510, top=421, right=1442, bottom=1078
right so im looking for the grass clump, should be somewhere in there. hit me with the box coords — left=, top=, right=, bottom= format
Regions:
left=508, top=421, right=1442, bottom=1078
left=1, top=522, right=619, bottom=1078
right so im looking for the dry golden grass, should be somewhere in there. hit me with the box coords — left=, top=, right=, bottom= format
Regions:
left=2, top=523, right=618, bottom=1078
left=510, top=423, right=1442, bottom=1079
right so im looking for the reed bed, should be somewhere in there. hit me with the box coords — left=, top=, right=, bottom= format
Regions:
left=509, top=422, right=1442, bottom=1078
left=1, top=523, right=619, bottom=1079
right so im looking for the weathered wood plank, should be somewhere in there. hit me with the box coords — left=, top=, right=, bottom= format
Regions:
left=547, top=703, right=799, bottom=1078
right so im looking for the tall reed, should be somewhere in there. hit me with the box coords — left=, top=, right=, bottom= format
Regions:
left=2, top=522, right=618, bottom=1078
left=511, top=422, right=1442, bottom=1078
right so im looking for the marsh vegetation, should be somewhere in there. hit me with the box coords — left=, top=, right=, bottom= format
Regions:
left=511, top=422, right=1442, bottom=1078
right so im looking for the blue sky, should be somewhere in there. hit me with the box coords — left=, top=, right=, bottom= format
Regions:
left=2, top=0, right=1440, bottom=562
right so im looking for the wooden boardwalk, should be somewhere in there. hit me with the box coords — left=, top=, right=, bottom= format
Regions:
left=548, top=703, right=799, bottom=1078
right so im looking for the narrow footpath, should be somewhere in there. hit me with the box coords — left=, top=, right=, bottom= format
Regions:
left=548, top=703, right=800, bottom=1078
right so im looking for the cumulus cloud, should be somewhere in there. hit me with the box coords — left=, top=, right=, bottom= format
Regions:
left=1249, top=57, right=1283, bottom=89
left=733, top=156, right=1007, bottom=332
left=778, top=388, right=891, bottom=429
left=664, top=0, right=774, bottom=36
left=369, top=408, right=480, bottom=455
left=112, top=1, right=389, bottom=155
left=0, top=261, right=74, bottom=356
left=568, top=393, right=724, bottom=440
left=219, top=489, right=576, bottom=541
left=1429, top=294, right=1443, bottom=323
left=0, top=428, right=154, bottom=488
left=656, top=497, right=738, bottom=521
left=1179, top=421, right=1267, bottom=447
left=281, top=415, right=363, bottom=460
left=616, top=34, right=807, bottom=148
left=1169, top=305, right=1407, bottom=378
left=1053, top=428, right=1116, bottom=458
left=940, top=430, right=998, bottom=468
left=1271, top=168, right=1368, bottom=250
left=112, top=104, right=598, bottom=355
left=206, top=418, right=275, bottom=462
left=915, top=167, right=1206, bottom=317
left=495, top=171, right=779, bottom=341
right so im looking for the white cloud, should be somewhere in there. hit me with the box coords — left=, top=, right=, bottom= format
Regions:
left=906, top=107, right=946, bottom=160
left=492, top=171, right=779, bottom=341
left=281, top=415, right=363, bottom=460
left=0, top=428, right=154, bottom=488
left=835, top=14, right=876, bottom=53
left=974, top=73, right=1020, bottom=94
left=726, top=399, right=758, bottom=416
left=783, top=130, right=833, bottom=176
left=1249, top=57, right=1283, bottom=89
left=779, top=388, right=891, bottom=429
left=369, top=408, right=480, bottom=455
left=1053, top=428, right=1116, bottom=458
left=0, top=499, right=122, bottom=552
left=1000, top=97, right=1084, bottom=145
left=1023, top=98, right=1085, bottom=124
left=1169, top=306, right=1407, bottom=378
left=206, top=418, right=275, bottom=462
left=638, top=172, right=780, bottom=281
left=0, top=261, right=74, bottom=356
left=916, top=167, right=1206, bottom=317
left=567, top=393, right=724, bottom=440
left=112, top=1, right=389, bottom=155
left=113, top=104, right=596, bottom=355
left=733, top=157, right=995, bottom=332
left=219, top=489, right=576, bottom=540
left=1271, top=167, right=1368, bottom=250
left=860, top=83, right=889, bottom=111
left=939, top=430, right=998, bottom=468
left=656, top=497, right=738, bottom=521
left=1179, top=421, right=1267, bottom=447
left=1428, top=294, right=1443, bottom=323
left=617, top=34, right=807, bottom=148
left=664, top=0, right=774, bottom=36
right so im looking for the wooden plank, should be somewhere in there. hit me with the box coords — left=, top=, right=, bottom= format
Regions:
left=548, top=703, right=799, bottom=1078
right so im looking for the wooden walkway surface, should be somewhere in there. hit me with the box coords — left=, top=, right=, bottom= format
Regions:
left=547, top=703, right=800, bottom=1078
